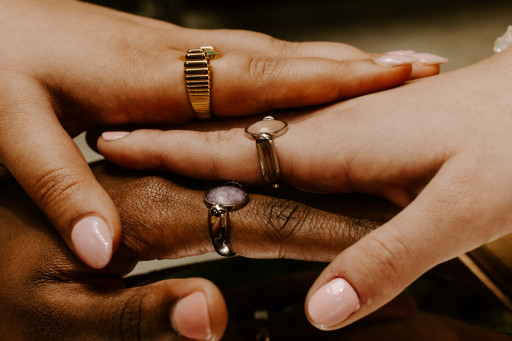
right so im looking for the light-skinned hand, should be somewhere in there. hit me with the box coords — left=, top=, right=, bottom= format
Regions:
left=96, top=47, right=512, bottom=330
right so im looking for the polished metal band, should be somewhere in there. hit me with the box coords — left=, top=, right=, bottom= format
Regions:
left=204, top=182, right=248, bottom=257
left=184, top=46, right=219, bottom=119
left=245, top=116, right=288, bottom=188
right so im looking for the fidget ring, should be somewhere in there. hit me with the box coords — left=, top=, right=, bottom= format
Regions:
left=245, top=116, right=288, bottom=188
left=204, top=182, right=248, bottom=256
left=184, top=46, right=220, bottom=119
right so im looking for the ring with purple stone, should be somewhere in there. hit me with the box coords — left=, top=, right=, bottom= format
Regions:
left=204, top=181, right=249, bottom=256
left=245, top=116, right=288, bottom=188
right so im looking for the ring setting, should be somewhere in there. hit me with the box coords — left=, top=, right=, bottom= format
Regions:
left=204, top=181, right=248, bottom=256
left=184, top=46, right=220, bottom=119
left=245, top=116, right=288, bottom=188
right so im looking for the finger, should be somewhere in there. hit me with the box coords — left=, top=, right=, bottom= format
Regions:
left=304, top=160, right=510, bottom=330
left=93, top=163, right=389, bottom=262
left=380, top=51, right=447, bottom=80
left=0, top=75, right=120, bottom=269
left=96, top=54, right=418, bottom=181
left=211, top=56, right=414, bottom=116
left=29, top=277, right=227, bottom=340
left=120, top=52, right=415, bottom=123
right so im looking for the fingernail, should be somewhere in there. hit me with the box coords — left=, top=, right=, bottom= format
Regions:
left=408, top=52, right=448, bottom=65
left=374, top=54, right=418, bottom=67
left=71, top=216, right=113, bottom=269
left=171, top=292, right=212, bottom=340
left=385, top=50, right=415, bottom=56
left=102, top=131, right=129, bottom=141
left=307, top=278, right=360, bottom=328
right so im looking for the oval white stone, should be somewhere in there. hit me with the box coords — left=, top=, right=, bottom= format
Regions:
left=205, top=186, right=246, bottom=206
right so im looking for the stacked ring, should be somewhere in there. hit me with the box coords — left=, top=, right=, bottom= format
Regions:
left=184, top=46, right=220, bottom=119
left=204, top=181, right=248, bottom=257
left=245, top=116, right=288, bottom=188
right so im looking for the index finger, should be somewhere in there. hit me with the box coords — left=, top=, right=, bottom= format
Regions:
left=93, top=162, right=394, bottom=263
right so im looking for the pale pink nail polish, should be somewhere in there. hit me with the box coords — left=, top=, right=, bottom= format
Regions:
left=385, top=50, right=415, bottom=56
left=307, top=278, right=360, bottom=328
left=409, top=52, right=448, bottom=65
left=171, top=292, right=212, bottom=340
left=102, top=131, right=129, bottom=141
left=71, top=216, right=112, bottom=269
left=374, top=54, right=418, bottom=67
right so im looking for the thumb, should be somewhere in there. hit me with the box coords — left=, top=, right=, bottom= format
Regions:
left=37, top=277, right=227, bottom=340
left=0, top=75, right=120, bottom=269
left=304, top=164, right=495, bottom=330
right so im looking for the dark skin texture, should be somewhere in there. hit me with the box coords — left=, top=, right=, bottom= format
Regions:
left=0, top=162, right=509, bottom=340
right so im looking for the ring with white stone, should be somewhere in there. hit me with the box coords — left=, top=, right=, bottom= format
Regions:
left=204, top=182, right=248, bottom=256
left=245, top=116, right=288, bottom=188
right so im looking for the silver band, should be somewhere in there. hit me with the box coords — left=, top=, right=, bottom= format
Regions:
left=204, top=182, right=248, bottom=256
left=245, top=116, right=288, bottom=188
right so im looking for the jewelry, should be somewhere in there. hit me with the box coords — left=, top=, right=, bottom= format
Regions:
left=184, top=46, right=220, bottom=119
left=245, top=116, right=288, bottom=188
left=204, top=181, right=248, bottom=256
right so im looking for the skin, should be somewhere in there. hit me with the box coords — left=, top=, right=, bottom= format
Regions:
left=0, top=0, right=440, bottom=269
left=1, top=163, right=509, bottom=340
left=0, top=162, right=384, bottom=339
left=96, top=46, right=512, bottom=330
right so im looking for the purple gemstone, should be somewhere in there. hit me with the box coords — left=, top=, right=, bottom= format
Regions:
left=206, top=186, right=246, bottom=206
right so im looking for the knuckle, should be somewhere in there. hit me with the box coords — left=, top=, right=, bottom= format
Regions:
left=118, top=289, right=146, bottom=341
left=258, top=198, right=313, bottom=257
left=246, top=55, right=282, bottom=89
left=203, top=129, right=238, bottom=179
left=32, top=167, right=86, bottom=216
left=358, top=235, right=411, bottom=291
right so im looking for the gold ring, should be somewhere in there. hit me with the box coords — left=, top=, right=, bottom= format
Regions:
left=245, top=116, right=288, bottom=188
left=184, top=46, right=220, bottom=119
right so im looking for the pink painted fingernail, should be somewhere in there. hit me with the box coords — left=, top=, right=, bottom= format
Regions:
left=102, top=131, right=129, bottom=141
left=409, top=52, right=448, bottom=65
left=307, top=278, right=360, bottom=328
left=385, top=50, right=415, bottom=55
left=171, top=292, right=212, bottom=340
left=71, top=216, right=113, bottom=269
left=374, top=54, right=418, bottom=67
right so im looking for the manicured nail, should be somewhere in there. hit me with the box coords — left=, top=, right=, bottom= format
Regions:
left=374, top=54, right=418, bottom=67
left=102, top=131, right=129, bottom=141
left=171, top=292, right=212, bottom=340
left=385, top=50, right=415, bottom=55
left=307, top=278, right=360, bottom=328
left=409, top=52, right=448, bottom=65
left=71, top=216, right=113, bottom=269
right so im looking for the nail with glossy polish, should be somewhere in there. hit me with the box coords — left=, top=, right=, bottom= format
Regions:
left=102, top=131, right=129, bottom=141
left=307, top=278, right=360, bottom=329
left=408, top=52, right=448, bottom=65
left=374, top=54, right=418, bottom=67
left=385, top=50, right=416, bottom=56
left=71, top=215, right=113, bottom=269
left=171, top=292, right=212, bottom=340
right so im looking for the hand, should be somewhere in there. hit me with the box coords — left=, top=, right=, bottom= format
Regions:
left=2, top=163, right=503, bottom=340
left=0, top=0, right=443, bottom=269
left=0, top=161, right=393, bottom=339
left=96, top=47, right=512, bottom=330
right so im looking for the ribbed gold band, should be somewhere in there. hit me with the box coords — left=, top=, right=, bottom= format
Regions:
left=184, top=46, right=220, bottom=119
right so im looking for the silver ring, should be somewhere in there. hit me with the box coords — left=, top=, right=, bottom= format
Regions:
left=245, top=116, right=288, bottom=188
left=204, top=182, right=248, bottom=256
